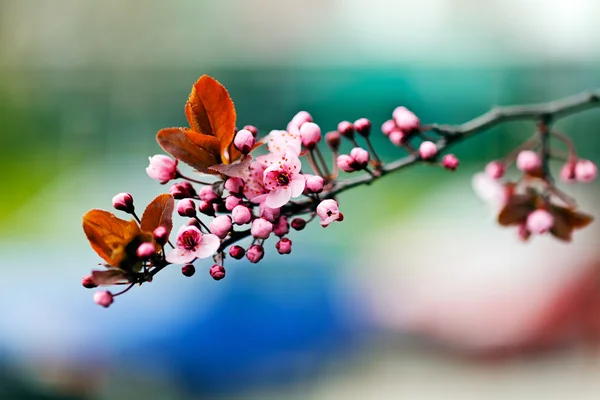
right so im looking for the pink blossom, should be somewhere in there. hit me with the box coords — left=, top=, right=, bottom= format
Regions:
left=287, top=111, right=313, bottom=133
left=337, top=121, right=354, bottom=139
left=112, top=193, right=134, bottom=213
left=316, top=199, right=342, bottom=227
left=305, top=174, right=324, bottom=193
left=325, top=131, right=341, bottom=150
left=560, top=162, right=577, bottom=183
left=251, top=218, right=273, bottom=239
left=273, top=216, right=290, bottom=237
left=232, top=205, right=252, bottom=225
left=225, top=177, right=244, bottom=195
left=299, top=122, right=322, bottom=149
left=199, top=185, right=219, bottom=203
left=575, top=159, right=597, bottom=183
left=153, top=226, right=168, bottom=245
left=262, top=153, right=306, bottom=208
left=381, top=120, right=396, bottom=136
left=229, top=245, right=245, bottom=259
left=472, top=173, right=509, bottom=211
left=177, top=199, right=196, bottom=218
left=353, top=118, right=372, bottom=137
left=517, top=223, right=531, bottom=242
left=209, top=264, right=226, bottom=280
left=209, top=215, right=232, bottom=239
left=526, top=209, right=554, bottom=234
left=337, top=154, right=356, bottom=173
left=225, top=195, right=242, bottom=211
left=246, top=244, right=265, bottom=263
left=392, top=106, right=420, bottom=132
left=146, top=155, right=178, bottom=184
left=350, top=147, right=370, bottom=169
left=276, top=238, right=292, bottom=254
left=260, top=204, right=280, bottom=222
left=136, top=242, right=156, bottom=259
left=242, top=125, right=259, bottom=137
left=198, top=200, right=215, bottom=216
left=442, top=154, right=460, bottom=171
left=82, top=275, right=97, bottom=289
left=485, top=161, right=505, bottom=180
left=418, top=141, right=438, bottom=159
left=166, top=225, right=220, bottom=264
left=170, top=181, right=196, bottom=199
left=389, top=130, right=407, bottom=146
left=267, top=130, right=302, bottom=156
left=233, top=129, right=255, bottom=154
left=94, top=291, right=114, bottom=308
left=516, top=150, right=542, bottom=174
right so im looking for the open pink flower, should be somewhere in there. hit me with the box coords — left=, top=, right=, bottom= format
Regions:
left=267, top=130, right=302, bottom=156
left=317, top=199, right=342, bottom=227
left=166, top=225, right=220, bottom=264
left=262, top=153, right=306, bottom=208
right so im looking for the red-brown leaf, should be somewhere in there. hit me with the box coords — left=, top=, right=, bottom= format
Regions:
left=209, top=155, right=253, bottom=179
left=157, top=127, right=221, bottom=173
left=497, top=195, right=535, bottom=226
left=83, top=210, right=140, bottom=266
left=140, top=194, right=175, bottom=236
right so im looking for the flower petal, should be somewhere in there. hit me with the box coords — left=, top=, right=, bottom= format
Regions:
left=166, top=248, right=196, bottom=264
left=289, top=174, right=306, bottom=197
left=266, top=187, right=292, bottom=208
left=194, top=234, right=221, bottom=259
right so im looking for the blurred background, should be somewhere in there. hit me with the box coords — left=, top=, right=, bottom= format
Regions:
left=2, top=0, right=600, bottom=399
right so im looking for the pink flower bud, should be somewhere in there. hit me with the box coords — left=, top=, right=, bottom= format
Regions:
left=326, top=131, right=341, bottom=150
left=560, top=162, right=577, bottom=183
left=82, top=275, right=97, bottom=289
left=381, top=120, right=396, bottom=136
left=146, top=155, right=178, bottom=184
left=442, top=154, right=460, bottom=171
left=291, top=218, right=306, bottom=231
left=485, top=161, right=505, bottom=180
left=246, top=245, right=265, bottom=263
left=251, top=218, right=273, bottom=239
left=575, top=159, right=597, bottom=183
left=199, top=185, right=219, bottom=203
left=516, top=151, right=542, bottom=174
left=182, top=264, right=196, bottom=277
left=112, top=193, right=134, bottom=214
left=526, top=209, right=554, bottom=234
left=232, top=205, right=252, bottom=225
left=305, top=175, right=324, bottom=194
left=337, top=154, right=356, bottom=173
left=177, top=199, right=197, bottom=218
left=350, top=147, right=370, bottom=169
left=276, top=238, right=292, bottom=254
left=273, top=216, right=289, bottom=237
left=210, top=264, right=226, bottom=280
left=242, top=125, right=259, bottom=137
left=419, top=141, right=438, bottom=160
left=299, top=122, right=322, bottom=150
left=289, top=111, right=313, bottom=131
left=209, top=215, right=232, bottom=239
left=389, top=130, right=407, bottom=147
left=225, top=177, right=244, bottom=195
left=170, top=181, right=196, bottom=199
left=229, top=245, right=245, bottom=259
left=153, top=226, right=169, bottom=246
left=94, top=291, right=114, bottom=308
left=517, top=223, right=531, bottom=242
left=198, top=200, right=216, bottom=216
left=317, top=199, right=342, bottom=227
left=337, top=121, right=354, bottom=139
left=225, top=195, right=242, bottom=211
left=392, top=106, right=420, bottom=132
left=136, top=242, right=156, bottom=259
left=234, top=129, right=255, bottom=154
left=353, top=118, right=372, bottom=137
left=259, top=204, right=280, bottom=222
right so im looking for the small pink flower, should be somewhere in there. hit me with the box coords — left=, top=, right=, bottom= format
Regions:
left=392, top=106, right=420, bottom=132
left=325, top=131, right=341, bottom=150
left=82, top=275, right=97, bottom=289
left=229, top=245, right=245, bottom=259
left=389, top=130, right=407, bottom=147
left=136, top=242, right=156, bottom=259
left=225, top=177, right=244, bottom=195
left=516, top=150, right=542, bottom=174
left=243, top=125, right=259, bottom=137
left=419, top=141, right=438, bottom=159
left=166, top=225, right=220, bottom=264
left=153, top=226, right=169, bottom=245
left=198, top=200, right=215, bottom=216
left=526, top=209, right=554, bottom=234
left=251, top=218, right=273, bottom=239
left=305, top=174, right=324, bottom=193
left=170, top=182, right=196, bottom=199
left=260, top=204, right=281, bottom=222
left=262, top=153, right=306, bottom=208
left=337, top=154, right=356, bottom=173
left=225, top=195, right=242, bottom=211
left=273, top=216, right=290, bottom=237
left=575, top=159, right=597, bottom=183
left=209, top=264, right=226, bottom=281
left=276, top=238, right=292, bottom=254
left=233, top=129, right=255, bottom=154
left=94, top=291, right=114, bottom=308
left=146, top=155, right=178, bottom=184
left=232, top=205, right=252, bottom=225
left=209, top=215, right=232, bottom=239
left=471, top=173, right=509, bottom=211
left=299, top=122, right=322, bottom=150
left=485, top=161, right=505, bottom=180
left=267, top=130, right=302, bottom=156
left=337, top=121, right=355, bottom=139
left=316, top=199, right=342, bottom=227
left=381, top=120, right=396, bottom=136
left=354, top=118, right=372, bottom=137
left=442, top=154, right=460, bottom=171
left=287, top=111, right=313, bottom=133
left=199, top=185, right=219, bottom=203
left=177, top=199, right=196, bottom=218
left=246, top=244, right=265, bottom=263
left=560, top=162, right=577, bottom=183
left=350, top=147, right=370, bottom=169
left=112, top=193, right=134, bottom=213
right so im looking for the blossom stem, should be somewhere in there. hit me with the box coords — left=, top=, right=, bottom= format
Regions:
left=112, top=283, right=135, bottom=297
left=132, top=211, right=142, bottom=224
left=552, top=130, right=578, bottom=161
left=364, top=137, right=382, bottom=167
left=178, top=172, right=212, bottom=186
left=194, top=216, right=210, bottom=233
left=307, top=151, right=324, bottom=177
left=314, top=147, right=331, bottom=177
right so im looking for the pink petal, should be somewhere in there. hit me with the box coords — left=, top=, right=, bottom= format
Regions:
left=266, top=187, right=292, bottom=208
left=289, top=174, right=306, bottom=197
left=194, top=234, right=220, bottom=259
left=166, top=248, right=196, bottom=264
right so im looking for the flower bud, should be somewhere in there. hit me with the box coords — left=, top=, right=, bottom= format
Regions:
left=225, top=195, right=242, bottom=211
left=381, top=120, right=396, bottom=136
left=305, top=175, right=324, bottom=194
left=209, top=264, right=226, bottom=280
left=177, top=199, right=197, bottom=218
left=485, top=161, right=505, bottom=180
left=259, top=205, right=280, bottom=222
left=418, top=141, right=438, bottom=160
left=199, top=185, right=219, bottom=203
left=246, top=245, right=265, bottom=264
left=517, top=223, right=531, bottom=242
left=198, top=200, right=216, bottom=216
left=146, top=155, right=178, bottom=184
left=209, top=215, right=232, bottom=239
left=392, top=106, right=420, bottom=132
left=337, top=154, right=356, bottom=173
left=229, top=245, right=245, bottom=260
left=170, top=181, right=196, bottom=199
left=234, top=129, right=255, bottom=154
left=353, top=118, right=372, bottom=137
left=575, top=159, right=597, bottom=183
left=389, top=130, right=407, bottom=147
left=94, top=291, right=114, bottom=308
left=153, top=226, right=169, bottom=246
left=337, top=121, right=354, bottom=139
left=273, top=216, right=290, bottom=237
left=350, top=147, right=370, bottom=169
left=251, top=218, right=273, bottom=239
left=288, top=111, right=313, bottom=132
left=112, top=193, right=134, bottom=214
left=325, top=131, right=341, bottom=151
left=182, top=263, right=196, bottom=277
left=291, top=218, right=306, bottom=231
left=516, top=151, right=542, bottom=174
left=276, top=238, right=292, bottom=254
left=136, top=242, right=156, bottom=259
left=242, top=125, right=259, bottom=138
left=526, top=209, right=554, bottom=234
left=225, top=177, right=244, bottom=196
left=299, top=122, right=322, bottom=150
left=232, top=205, right=252, bottom=225
left=316, top=199, right=342, bottom=227
left=560, top=162, right=576, bottom=183
left=442, top=154, right=460, bottom=171
left=82, top=275, right=97, bottom=289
